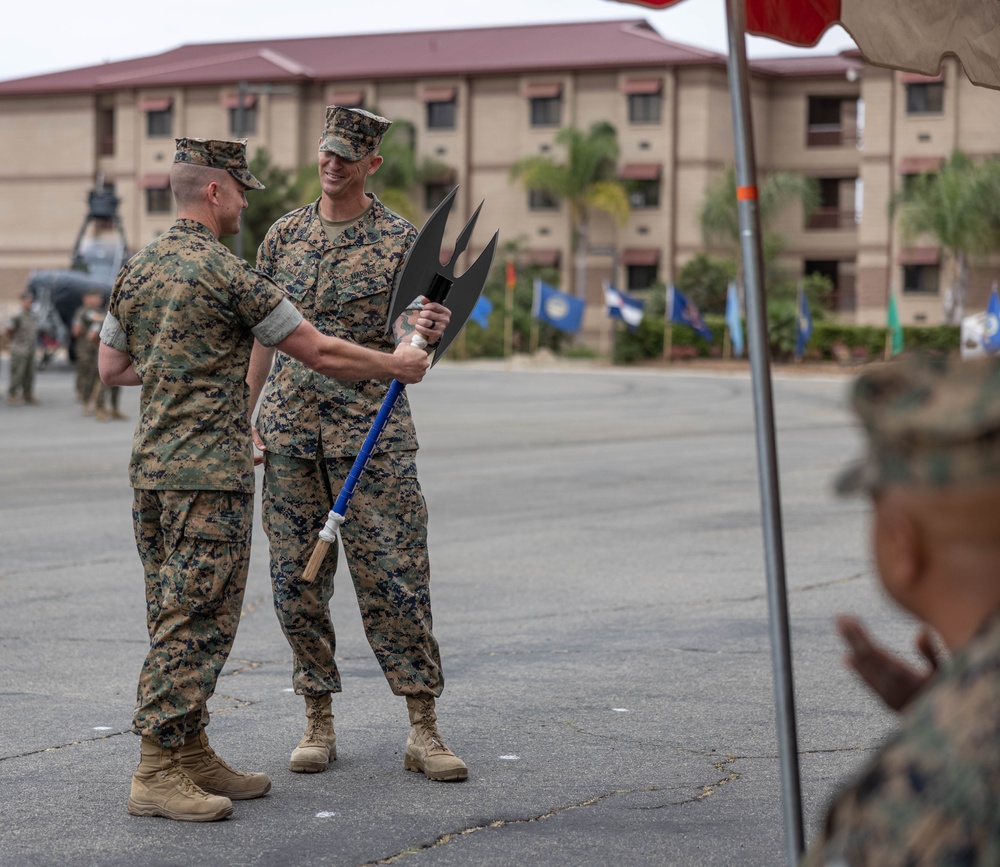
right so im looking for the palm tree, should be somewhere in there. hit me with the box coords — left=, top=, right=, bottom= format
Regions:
left=367, top=118, right=453, bottom=223
left=891, top=150, right=1000, bottom=323
left=699, top=165, right=820, bottom=286
left=510, top=121, right=630, bottom=298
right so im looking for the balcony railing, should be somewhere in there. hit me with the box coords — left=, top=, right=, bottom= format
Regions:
left=805, top=208, right=859, bottom=230
left=806, top=124, right=860, bottom=148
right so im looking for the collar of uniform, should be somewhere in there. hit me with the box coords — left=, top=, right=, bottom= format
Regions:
left=173, top=217, right=225, bottom=242
left=307, top=195, right=386, bottom=250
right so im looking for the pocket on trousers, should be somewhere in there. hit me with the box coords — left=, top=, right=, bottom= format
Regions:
left=169, top=495, right=246, bottom=617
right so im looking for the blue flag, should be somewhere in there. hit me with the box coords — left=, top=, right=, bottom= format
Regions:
left=667, top=285, right=713, bottom=342
left=603, top=282, right=644, bottom=331
left=470, top=294, right=492, bottom=329
left=725, top=282, right=744, bottom=358
left=984, top=285, right=1000, bottom=353
left=534, top=279, right=585, bottom=333
left=795, top=287, right=813, bottom=359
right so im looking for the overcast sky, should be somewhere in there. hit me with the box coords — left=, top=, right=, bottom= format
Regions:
left=1, top=0, right=856, bottom=82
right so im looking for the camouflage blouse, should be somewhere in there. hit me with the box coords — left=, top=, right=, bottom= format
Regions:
left=801, top=612, right=1000, bottom=865
left=106, top=218, right=300, bottom=492
left=255, top=195, right=420, bottom=460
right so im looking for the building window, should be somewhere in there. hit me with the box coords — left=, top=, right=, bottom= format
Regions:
left=528, top=189, right=559, bottom=210
left=425, top=183, right=451, bottom=211
left=97, top=108, right=115, bottom=156
left=628, top=179, right=660, bottom=210
left=146, top=108, right=172, bottom=138
left=229, top=104, right=258, bottom=136
left=426, top=100, right=456, bottom=130
left=806, top=178, right=842, bottom=229
left=806, top=96, right=858, bottom=147
left=627, top=265, right=658, bottom=291
left=530, top=96, right=562, bottom=127
left=906, top=82, right=944, bottom=114
left=628, top=93, right=661, bottom=124
left=903, top=264, right=940, bottom=294
left=146, top=186, right=172, bottom=214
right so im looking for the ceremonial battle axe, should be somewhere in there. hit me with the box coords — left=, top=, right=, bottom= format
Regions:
left=302, top=188, right=499, bottom=581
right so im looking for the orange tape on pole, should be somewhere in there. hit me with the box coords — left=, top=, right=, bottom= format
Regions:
left=736, top=185, right=759, bottom=201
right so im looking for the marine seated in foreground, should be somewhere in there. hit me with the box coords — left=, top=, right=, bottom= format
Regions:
left=802, top=351, right=1000, bottom=864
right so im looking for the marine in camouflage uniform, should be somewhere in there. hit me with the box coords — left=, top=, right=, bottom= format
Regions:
left=801, top=352, right=1000, bottom=865
left=72, top=290, right=104, bottom=410
left=6, top=292, right=38, bottom=404
left=252, top=106, right=465, bottom=781
left=102, top=137, right=299, bottom=821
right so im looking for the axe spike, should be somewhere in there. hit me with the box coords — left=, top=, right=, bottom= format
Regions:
left=430, top=228, right=499, bottom=366
left=445, top=199, right=485, bottom=270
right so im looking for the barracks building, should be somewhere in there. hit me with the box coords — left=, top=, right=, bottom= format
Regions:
left=1, top=17, right=999, bottom=339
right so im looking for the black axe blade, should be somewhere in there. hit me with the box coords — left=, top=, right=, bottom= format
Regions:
left=386, top=186, right=499, bottom=366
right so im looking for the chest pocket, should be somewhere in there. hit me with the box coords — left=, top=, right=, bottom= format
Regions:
left=272, top=265, right=316, bottom=308
left=316, top=247, right=393, bottom=342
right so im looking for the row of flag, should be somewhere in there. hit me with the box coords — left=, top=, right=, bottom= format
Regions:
left=471, top=264, right=1000, bottom=360
left=471, top=270, right=747, bottom=353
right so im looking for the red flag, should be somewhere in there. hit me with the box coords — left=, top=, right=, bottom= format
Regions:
left=610, top=0, right=839, bottom=45
left=505, top=260, right=516, bottom=290
left=610, top=0, right=1000, bottom=88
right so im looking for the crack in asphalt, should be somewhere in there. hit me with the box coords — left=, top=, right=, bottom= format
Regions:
left=361, top=790, right=627, bottom=865
left=361, top=753, right=755, bottom=865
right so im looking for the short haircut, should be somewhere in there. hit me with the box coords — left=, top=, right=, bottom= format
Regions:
left=170, top=162, right=233, bottom=208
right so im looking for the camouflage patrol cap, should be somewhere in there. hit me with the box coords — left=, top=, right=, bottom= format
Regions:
left=319, top=106, right=391, bottom=160
left=836, top=352, right=1000, bottom=494
left=173, top=137, right=264, bottom=190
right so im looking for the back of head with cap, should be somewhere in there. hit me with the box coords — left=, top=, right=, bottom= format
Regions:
left=836, top=352, right=1000, bottom=494
left=173, top=137, right=265, bottom=190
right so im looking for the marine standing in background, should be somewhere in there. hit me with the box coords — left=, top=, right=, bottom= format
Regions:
left=98, top=136, right=438, bottom=823
left=247, top=105, right=466, bottom=783
left=5, top=291, right=39, bottom=405
left=72, top=289, right=105, bottom=413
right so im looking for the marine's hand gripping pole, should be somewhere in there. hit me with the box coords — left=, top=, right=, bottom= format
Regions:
left=301, top=188, right=498, bottom=583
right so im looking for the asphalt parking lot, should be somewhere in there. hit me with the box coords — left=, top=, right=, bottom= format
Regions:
left=0, top=358, right=916, bottom=866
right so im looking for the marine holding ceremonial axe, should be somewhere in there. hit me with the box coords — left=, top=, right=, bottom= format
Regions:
left=247, top=106, right=472, bottom=782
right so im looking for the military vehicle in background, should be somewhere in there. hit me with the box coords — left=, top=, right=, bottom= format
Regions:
left=27, top=185, right=129, bottom=363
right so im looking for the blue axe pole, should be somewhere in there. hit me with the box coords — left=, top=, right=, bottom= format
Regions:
left=302, top=189, right=498, bottom=582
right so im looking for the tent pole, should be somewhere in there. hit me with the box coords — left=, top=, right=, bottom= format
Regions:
left=723, top=0, right=804, bottom=861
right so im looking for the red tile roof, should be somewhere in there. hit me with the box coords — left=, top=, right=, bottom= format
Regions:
left=0, top=19, right=727, bottom=96
left=748, top=53, right=863, bottom=79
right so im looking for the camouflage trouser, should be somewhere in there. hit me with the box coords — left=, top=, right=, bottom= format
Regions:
left=8, top=350, right=35, bottom=399
left=76, top=352, right=98, bottom=404
left=131, top=488, right=253, bottom=748
left=261, top=449, right=442, bottom=698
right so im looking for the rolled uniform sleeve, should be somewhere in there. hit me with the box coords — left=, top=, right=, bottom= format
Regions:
left=252, top=297, right=302, bottom=347
left=99, top=312, right=128, bottom=352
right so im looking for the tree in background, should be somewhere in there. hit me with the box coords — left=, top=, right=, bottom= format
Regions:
left=510, top=122, right=630, bottom=300
left=367, top=118, right=452, bottom=224
left=234, top=149, right=321, bottom=261
left=674, top=253, right=735, bottom=315
left=891, top=150, right=1000, bottom=324
left=699, top=165, right=820, bottom=290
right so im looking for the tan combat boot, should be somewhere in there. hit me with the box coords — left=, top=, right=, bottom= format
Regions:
left=176, top=730, right=271, bottom=800
left=289, top=693, right=337, bottom=773
left=404, top=695, right=468, bottom=782
left=127, top=736, right=233, bottom=822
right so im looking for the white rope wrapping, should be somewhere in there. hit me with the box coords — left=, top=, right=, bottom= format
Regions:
left=317, top=510, right=345, bottom=543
